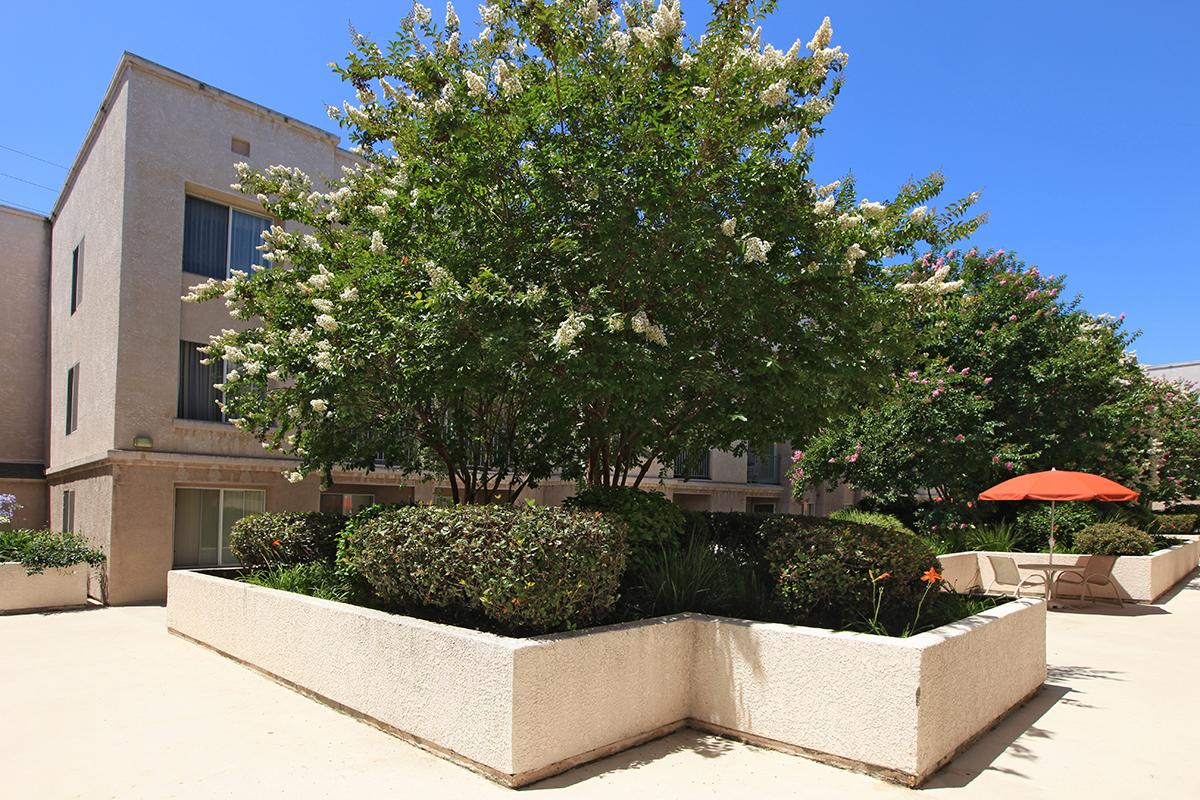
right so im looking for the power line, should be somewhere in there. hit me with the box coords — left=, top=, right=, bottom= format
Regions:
left=0, top=197, right=49, bottom=215
left=0, top=171, right=59, bottom=192
left=0, top=143, right=69, bottom=170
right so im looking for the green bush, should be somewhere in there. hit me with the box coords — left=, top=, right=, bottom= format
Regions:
left=342, top=505, right=625, bottom=634
left=243, top=562, right=350, bottom=602
left=829, top=509, right=914, bottom=535
left=564, top=486, right=684, bottom=571
left=688, top=511, right=776, bottom=566
left=229, top=512, right=345, bottom=568
left=966, top=522, right=1019, bottom=552
left=1154, top=513, right=1198, bottom=535
left=1074, top=523, right=1155, bottom=556
left=0, top=529, right=105, bottom=575
left=763, top=516, right=939, bottom=630
left=1013, top=502, right=1098, bottom=551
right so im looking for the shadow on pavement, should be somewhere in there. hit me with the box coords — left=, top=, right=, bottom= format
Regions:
left=921, top=683, right=1070, bottom=789
left=524, top=730, right=741, bottom=791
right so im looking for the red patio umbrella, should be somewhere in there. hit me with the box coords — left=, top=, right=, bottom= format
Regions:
left=978, top=468, right=1139, bottom=562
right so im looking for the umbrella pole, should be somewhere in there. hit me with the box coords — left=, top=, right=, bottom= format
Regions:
left=1049, top=500, right=1056, bottom=565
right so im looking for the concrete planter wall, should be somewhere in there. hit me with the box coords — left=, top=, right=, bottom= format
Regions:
left=0, top=562, right=89, bottom=613
left=939, top=539, right=1200, bottom=603
left=167, top=570, right=1045, bottom=787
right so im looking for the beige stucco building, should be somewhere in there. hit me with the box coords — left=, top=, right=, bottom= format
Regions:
left=0, top=53, right=858, bottom=604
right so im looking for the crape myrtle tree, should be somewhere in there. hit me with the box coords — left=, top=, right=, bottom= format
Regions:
left=186, top=0, right=983, bottom=502
left=792, top=249, right=1148, bottom=507
left=1139, top=377, right=1200, bottom=506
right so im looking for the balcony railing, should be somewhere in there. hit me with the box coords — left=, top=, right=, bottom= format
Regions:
left=673, top=448, right=711, bottom=480
left=746, top=444, right=780, bottom=484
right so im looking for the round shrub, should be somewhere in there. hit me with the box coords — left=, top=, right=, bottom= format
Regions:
left=564, top=486, right=684, bottom=570
left=1074, top=523, right=1155, bottom=556
left=1154, top=513, right=1198, bottom=535
left=1013, top=502, right=1098, bottom=551
left=342, top=505, right=625, bottom=633
left=829, top=509, right=915, bottom=535
left=764, top=516, right=939, bottom=629
left=229, top=512, right=345, bottom=568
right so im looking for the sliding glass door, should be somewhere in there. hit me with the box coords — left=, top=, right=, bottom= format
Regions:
left=173, top=487, right=265, bottom=567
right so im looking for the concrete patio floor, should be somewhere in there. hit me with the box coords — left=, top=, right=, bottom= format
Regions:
left=3, top=574, right=1198, bottom=799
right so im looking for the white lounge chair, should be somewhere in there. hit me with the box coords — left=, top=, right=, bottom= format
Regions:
left=1055, top=555, right=1123, bottom=606
left=985, top=555, right=1047, bottom=598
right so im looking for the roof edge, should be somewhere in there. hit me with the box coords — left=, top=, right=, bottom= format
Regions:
left=51, top=51, right=352, bottom=221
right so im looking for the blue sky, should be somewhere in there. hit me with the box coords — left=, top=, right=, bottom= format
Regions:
left=3, top=1, right=1196, bottom=364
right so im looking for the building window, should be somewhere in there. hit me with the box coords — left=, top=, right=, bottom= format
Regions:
left=182, top=195, right=271, bottom=279
left=61, top=490, right=76, bottom=533
left=320, top=493, right=375, bottom=516
left=748, top=500, right=777, bottom=514
left=231, top=137, right=251, bottom=156
left=746, top=443, right=780, bottom=484
left=70, top=241, right=84, bottom=314
left=178, top=341, right=225, bottom=421
left=673, top=448, right=711, bottom=480
left=65, top=363, right=80, bottom=435
left=172, top=487, right=265, bottom=567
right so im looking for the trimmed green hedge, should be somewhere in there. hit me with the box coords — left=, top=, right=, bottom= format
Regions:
left=342, top=505, right=626, bottom=633
left=0, top=529, right=105, bottom=575
left=1074, top=523, right=1155, bottom=557
left=229, top=512, right=345, bottom=568
left=829, top=509, right=915, bottom=535
left=764, top=516, right=939, bottom=629
left=564, top=486, right=684, bottom=571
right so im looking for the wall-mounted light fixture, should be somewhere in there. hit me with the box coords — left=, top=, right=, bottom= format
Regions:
left=132, top=435, right=154, bottom=450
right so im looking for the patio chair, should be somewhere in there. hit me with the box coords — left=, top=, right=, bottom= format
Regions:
left=1054, top=555, right=1123, bottom=607
left=984, top=555, right=1047, bottom=598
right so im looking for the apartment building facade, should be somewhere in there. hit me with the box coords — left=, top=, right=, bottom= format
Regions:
left=0, top=53, right=858, bottom=605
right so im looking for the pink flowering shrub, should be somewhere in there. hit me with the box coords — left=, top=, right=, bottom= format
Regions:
left=793, top=248, right=1149, bottom=507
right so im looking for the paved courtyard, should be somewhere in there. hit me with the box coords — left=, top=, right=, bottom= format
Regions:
left=3, top=574, right=1198, bottom=799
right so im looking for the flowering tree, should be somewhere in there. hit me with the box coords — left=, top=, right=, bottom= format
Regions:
left=188, top=0, right=982, bottom=500
left=793, top=248, right=1147, bottom=506
left=1139, top=377, right=1200, bottom=505
left=0, top=493, right=17, bottom=526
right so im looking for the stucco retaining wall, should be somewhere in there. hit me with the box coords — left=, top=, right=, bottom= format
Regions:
left=0, top=562, right=89, bottom=613
left=167, top=570, right=1045, bottom=787
left=943, top=541, right=1200, bottom=603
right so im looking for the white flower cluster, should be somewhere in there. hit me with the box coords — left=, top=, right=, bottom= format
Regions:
left=760, top=79, right=788, bottom=107
left=552, top=311, right=587, bottom=350
left=720, top=218, right=737, bottom=237
left=858, top=199, right=888, bottom=219
left=465, top=70, right=488, bottom=99
left=631, top=310, right=667, bottom=347
left=743, top=237, right=773, bottom=264
left=897, top=264, right=964, bottom=295
left=909, top=206, right=930, bottom=222
left=491, top=59, right=523, bottom=98
left=807, top=16, right=833, bottom=52
left=370, top=230, right=387, bottom=254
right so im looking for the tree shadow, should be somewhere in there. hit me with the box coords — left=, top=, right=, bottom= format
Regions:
left=919, top=684, right=1070, bottom=789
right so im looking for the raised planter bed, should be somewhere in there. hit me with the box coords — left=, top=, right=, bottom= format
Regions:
left=939, top=538, right=1200, bottom=603
left=167, top=569, right=1045, bottom=787
left=0, top=562, right=89, bottom=613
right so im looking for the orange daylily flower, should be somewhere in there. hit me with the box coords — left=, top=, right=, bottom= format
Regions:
left=870, top=570, right=891, bottom=582
left=271, top=539, right=282, bottom=547
left=921, top=567, right=942, bottom=585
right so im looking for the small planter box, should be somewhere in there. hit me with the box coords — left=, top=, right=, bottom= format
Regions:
left=940, top=538, right=1200, bottom=603
left=0, top=562, right=90, bottom=613
left=167, top=570, right=1045, bottom=787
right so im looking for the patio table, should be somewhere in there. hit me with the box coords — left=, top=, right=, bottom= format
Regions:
left=1017, top=563, right=1086, bottom=609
